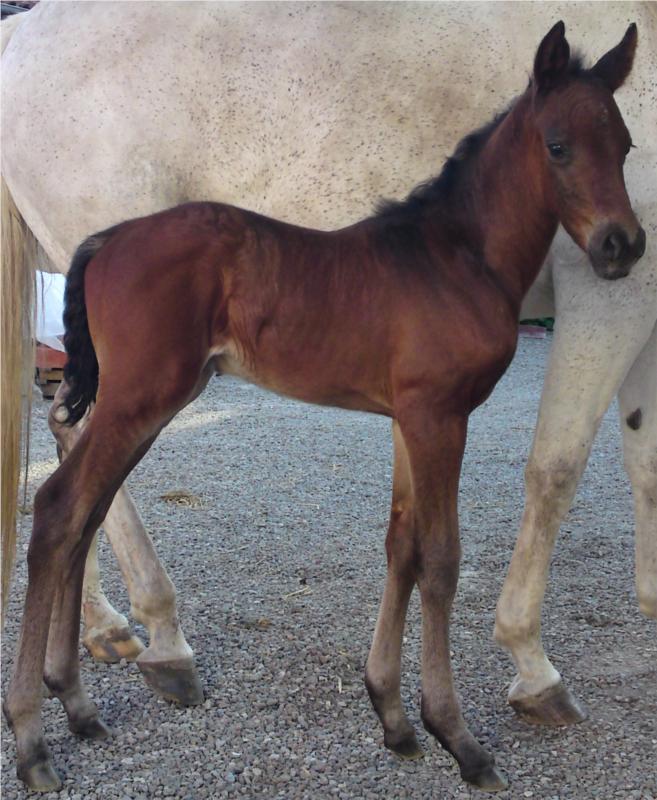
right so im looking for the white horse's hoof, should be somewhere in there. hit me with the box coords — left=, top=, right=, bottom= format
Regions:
left=510, top=680, right=587, bottom=726
left=137, top=656, right=204, bottom=706
left=83, top=626, right=145, bottom=663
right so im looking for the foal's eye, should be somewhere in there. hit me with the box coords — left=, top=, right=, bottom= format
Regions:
left=547, top=143, right=567, bottom=160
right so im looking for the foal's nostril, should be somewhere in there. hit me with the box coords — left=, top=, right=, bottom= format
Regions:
left=602, top=231, right=626, bottom=262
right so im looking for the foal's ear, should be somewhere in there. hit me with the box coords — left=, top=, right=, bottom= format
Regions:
left=533, top=21, right=570, bottom=93
left=590, top=23, right=638, bottom=92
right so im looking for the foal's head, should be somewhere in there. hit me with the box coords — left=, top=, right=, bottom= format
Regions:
left=531, top=22, right=645, bottom=279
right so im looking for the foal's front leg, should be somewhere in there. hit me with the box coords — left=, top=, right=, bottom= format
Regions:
left=4, top=416, right=156, bottom=791
left=365, top=422, right=422, bottom=759
left=397, top=407, right=506, bottom=791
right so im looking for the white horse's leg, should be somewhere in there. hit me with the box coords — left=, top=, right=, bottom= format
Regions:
left=49, top=386, right=203, bottom=704
left=81, top=532, right=144, bottom=662
left=618, top=322, right=657, bottom=619
left=495, top=228, right=657, bottom=725
left=101, top=485, right=204, bottom=705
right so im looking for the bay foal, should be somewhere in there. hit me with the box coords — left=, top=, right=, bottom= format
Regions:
left=5, top=22, right=645, bottom=792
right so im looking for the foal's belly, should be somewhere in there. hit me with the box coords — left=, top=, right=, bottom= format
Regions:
left=213, top=340, right=393, bottom=416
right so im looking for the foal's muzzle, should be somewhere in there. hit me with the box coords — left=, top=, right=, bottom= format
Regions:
left=588, top=224, right=647, bottom=280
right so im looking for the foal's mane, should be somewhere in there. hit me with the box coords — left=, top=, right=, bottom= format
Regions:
left=374, top=54, right=586, bottom=224
left=374, top=111, right=510, bottom=222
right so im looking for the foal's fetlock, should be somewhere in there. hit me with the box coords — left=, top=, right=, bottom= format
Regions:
left=44, top=677, right=111, bottom=740
left=364, top=673, right=423, bottom=760
left=383, top=726, right=424, bottom=760
left=421, top=706, right=507, bottom=792
left=6, top=719, right=61, bottom=792
left=447, top=737, right=507, bottom=793
left=69, top=713, right=111, bottom=740
left=17, top=744, right=62, bottom=793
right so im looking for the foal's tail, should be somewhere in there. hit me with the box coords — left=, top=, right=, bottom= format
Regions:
left=62, top=230, right=117, bottom=426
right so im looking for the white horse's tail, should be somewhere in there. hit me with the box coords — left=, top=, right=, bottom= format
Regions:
left=2, top=6, right=36, bottom=624
left=1, top=178, right=37, bottom=623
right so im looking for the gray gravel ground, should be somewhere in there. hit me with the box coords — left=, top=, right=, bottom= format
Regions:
left=2, top=335, right=656, bottom=799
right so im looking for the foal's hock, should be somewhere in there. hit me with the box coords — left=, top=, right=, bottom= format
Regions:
left=5, top=21, right=644, bottom=793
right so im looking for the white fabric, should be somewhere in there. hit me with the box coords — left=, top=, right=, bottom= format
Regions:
left=35, top=270, right=65, bottom=351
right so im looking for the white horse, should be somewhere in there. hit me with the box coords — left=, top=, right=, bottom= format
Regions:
left=2, top=0, right=655, bottom=733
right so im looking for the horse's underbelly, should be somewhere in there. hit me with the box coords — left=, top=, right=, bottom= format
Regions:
left=213, top=340, right=392, bottom=415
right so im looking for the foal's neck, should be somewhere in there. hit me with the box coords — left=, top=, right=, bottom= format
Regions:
left=472, top=92, right=558, bottom=304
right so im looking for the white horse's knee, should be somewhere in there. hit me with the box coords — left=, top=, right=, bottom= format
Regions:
left=524, top=459, right=581, bottom=504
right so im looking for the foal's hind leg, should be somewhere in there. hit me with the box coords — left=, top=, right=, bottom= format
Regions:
left=4, top=411, right=158, bottom=791
left=49, top=392, right=144, bottom=662
left=618, top=322, right=657, bottom=619
left=365, top=422, right=422, bottom=759
left=50, top=386, right=201, bottom=703
left=43, top=434, right=158, bottom=737
left=45, top=538, right=116, bottom=739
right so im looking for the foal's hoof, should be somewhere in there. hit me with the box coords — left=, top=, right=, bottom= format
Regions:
left=137, top=657, right=204, bottom=706
left=510, top=680, right=587, bottom=726
left=17, top=760, right=62, bottom=793
left=70, top=716, right=111, bottom=740
left=384, top=729, right=424, bottom=760
left=83, top=626, right=145, bottom=663
left=463, top=763, right=508, bottom=793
